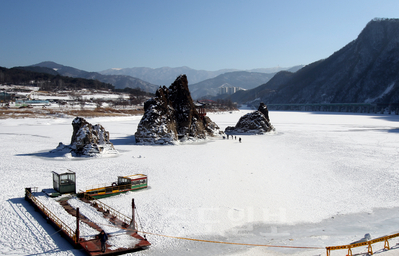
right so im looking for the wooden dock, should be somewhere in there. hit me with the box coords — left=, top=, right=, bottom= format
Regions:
left=25, top=188, right=150, bottom=255
left=79, top=232, right=150, bottom=256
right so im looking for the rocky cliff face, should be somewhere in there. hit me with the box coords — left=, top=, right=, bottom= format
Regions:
left=52, top=117, right=118, bottom=156
left=235, top=18, right=399, bottom=104
left=225, top=103, right=274, bottom=135
left=135, top=75, right=220, bottom=144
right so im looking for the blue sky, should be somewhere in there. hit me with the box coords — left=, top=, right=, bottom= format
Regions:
left=1, top=0, right=398, bottom=72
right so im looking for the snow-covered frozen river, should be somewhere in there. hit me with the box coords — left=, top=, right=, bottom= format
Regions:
left=1, top=110, right=399, bottom=256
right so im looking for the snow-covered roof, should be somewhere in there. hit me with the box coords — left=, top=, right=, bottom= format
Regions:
left=194, top=101, right=205, bottom=107
left=119, top=174, right=147, bottom=180
left=52, top=169, right=75, bottom=175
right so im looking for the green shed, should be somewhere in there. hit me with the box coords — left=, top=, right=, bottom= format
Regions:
left=52, top=170, right=76, bottom=194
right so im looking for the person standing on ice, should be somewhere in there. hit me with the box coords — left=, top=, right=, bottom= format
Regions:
left=99, top=230, right=108, bottom=252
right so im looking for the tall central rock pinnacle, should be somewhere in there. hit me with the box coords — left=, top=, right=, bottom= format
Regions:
left=135, top=75, right=220, bottom=144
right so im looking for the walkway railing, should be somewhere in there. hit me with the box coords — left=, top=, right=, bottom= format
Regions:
left=83, top=193, right=133, bottom=226
left=25, top=188, right=77, bottom=243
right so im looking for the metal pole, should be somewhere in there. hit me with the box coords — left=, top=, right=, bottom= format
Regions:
left=76, top=207, right=80, bottom=243
left=131, top=198, right=135, bottom=231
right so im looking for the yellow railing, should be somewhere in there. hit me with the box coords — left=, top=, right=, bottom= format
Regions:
left=84, top=175, right=147, bottom=193
left=326, top=232, right=399, bottom=256
left=84, top=183, right=109, bottom=192
left=25, top=188, right=77, bottom=243
left=85, top=184, right=134, bottom=194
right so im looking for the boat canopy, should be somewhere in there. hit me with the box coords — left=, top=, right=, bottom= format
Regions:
left=118, top=174, right=147, bottom=185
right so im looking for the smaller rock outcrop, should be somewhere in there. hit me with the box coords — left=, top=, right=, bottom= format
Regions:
left=225, top=103, right=274, bottom=135
left=135, top=75, right=220, bottom=144
left=52, top=117, right=118, bottom=157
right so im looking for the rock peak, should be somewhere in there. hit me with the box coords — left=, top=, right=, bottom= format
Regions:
left=225, top=103, right=274, bottom=135
left=52, top=117, right=118, bottom=157
left=135, top=75, right=220, bottom=144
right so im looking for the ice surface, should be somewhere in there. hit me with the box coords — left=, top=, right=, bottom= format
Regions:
left=1, top=110, right=399, bottom=255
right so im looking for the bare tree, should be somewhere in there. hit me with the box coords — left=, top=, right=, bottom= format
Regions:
left=0, top=71, right=4, bottom=84
left=94, top=98, right=103, bottom=109
left=79, top=99, right=86, bottom=110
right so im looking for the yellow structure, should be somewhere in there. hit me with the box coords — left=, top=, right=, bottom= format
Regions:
left=326, top=233, right=399, bottom=256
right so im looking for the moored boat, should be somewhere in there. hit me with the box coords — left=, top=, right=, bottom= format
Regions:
left=83, top=174, right=148, bottom=199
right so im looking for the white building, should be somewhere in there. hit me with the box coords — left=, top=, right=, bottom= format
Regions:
left=218, top=85, right=242, bottom=95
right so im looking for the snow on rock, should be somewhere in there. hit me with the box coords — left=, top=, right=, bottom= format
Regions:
left=135, top=75, right=220, bottom=144
left=225, top=103, right=275, bottom=134
left=51, top=116, right=118, bottom=157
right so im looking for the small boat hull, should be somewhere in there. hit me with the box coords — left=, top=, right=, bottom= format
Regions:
left=85, top=184, right=147, bottom=199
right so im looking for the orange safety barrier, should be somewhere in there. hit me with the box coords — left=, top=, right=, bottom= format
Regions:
left=326, top=233, right=399, bottom=256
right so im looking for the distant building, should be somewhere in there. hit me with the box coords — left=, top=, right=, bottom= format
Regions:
left=219, top=87, right=228, bottom=95
left=228, top=87, right=239, bottom=94
left=0, top=91, right=13, bottom=103
left=218, top=86, right=242, bottom=95
left=15, top=99, right=50, bottom=107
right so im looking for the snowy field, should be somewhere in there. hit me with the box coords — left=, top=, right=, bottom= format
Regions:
left=1, top=110, right=399, bottom=256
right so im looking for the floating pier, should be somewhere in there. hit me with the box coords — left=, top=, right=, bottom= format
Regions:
left=25, top=187, right=150, bottom=255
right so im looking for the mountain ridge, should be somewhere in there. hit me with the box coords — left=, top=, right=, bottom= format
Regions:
left=232, top=18, right=399, bottom=104
left=100, top=65, right=303, bottom=86
left=27, top=62, right=303, bottom=96
left=30, top=61, right=158, bottom=92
